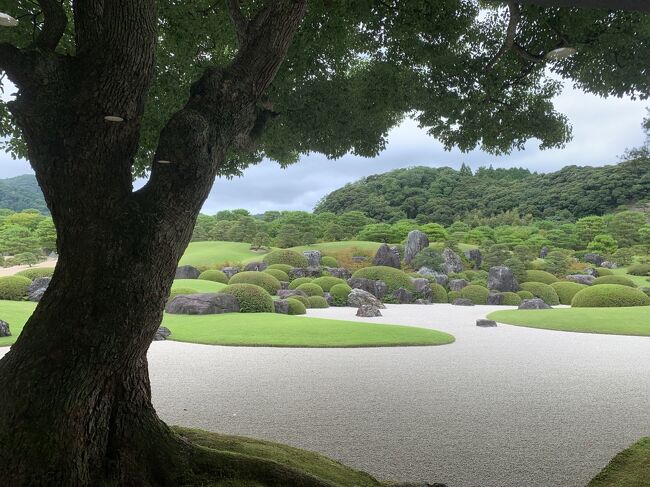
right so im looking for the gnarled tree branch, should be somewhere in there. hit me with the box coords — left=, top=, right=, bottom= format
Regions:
left=226, top=0, right=248, bottom=45
left=34, top=0, right=68, bottom=51
left=0, top=43, right=34, bottom=87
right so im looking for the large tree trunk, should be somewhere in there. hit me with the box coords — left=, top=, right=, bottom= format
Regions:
left=0, top=1, right=312, bottom=485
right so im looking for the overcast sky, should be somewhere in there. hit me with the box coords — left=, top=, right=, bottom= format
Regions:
left=1, top=81, right=647, bottom=215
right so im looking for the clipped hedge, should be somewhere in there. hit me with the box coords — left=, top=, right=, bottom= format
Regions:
left=228, top=271, right=281, bottom=294
left=15, top=268, right=54, bottom=280
left=447, top=291, right=461, bottom=303
left=522, top=270, right=559, bottom=285
left=594, top=267, right=614, bottom=276
left=592, top=275, right=636, bottom=288
left=263, top=268, right=290, bottom=282
left=517, top=290, right=534, bottom=300
left=198, top=269, right=228, bottom=284
left=0, top=276, right=32, bottom=300
left=288, top=277, right=312, bottom=289
left=628, top=263, right=650, bottom=276
left=429, top=283, right=448, bottom=303
left=519, top=282, right=560, bottom=306
left=571, top=284, right=650, bottom=308
left=351, top=266, right=413, bottom=292
left=219, top=284, right=274, bottom=313
left=307, top=296, right=329, bottom=308
left=312, top=276, right=346, bottom=292
left=321, top=256, right=338, bottom=267
left=501, top=292, right=522, bottom=306
left=267, top=264, right=293, bottom=274
left=262, top=250, right=308, bottom=268
left=296, top=282, right=324, bottom=297
left=286, top=297, right=307, bottom=315
left=291, top=294, right=311, bottom=308
left=460, top=285, right=489, bottom=305
left=551, top=281, right=588, bottom=305
left=330, top=283, right=352, bottom=306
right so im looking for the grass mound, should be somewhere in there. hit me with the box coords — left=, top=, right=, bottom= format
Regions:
left=571, top=284, right=650, bottom=308
left=263, top=249, right=308, bottom=267
left=219, top=284, right=275, bottom=313
left=180, top=241, right=265, bottom=267
left=228, top=271, right=281, bottom=294
left=551, top=281, right=587, bottom=305
left=522, top=270, right=559, bottom=285
left=198, top=270, right=228, bottom=284
left=592, top=275, right=637, bottom=288
left=589, top=437, right=650, bottom=487
left=351, top=266, right=413, bottom=292
left=519, top=282, right=560, bottom=306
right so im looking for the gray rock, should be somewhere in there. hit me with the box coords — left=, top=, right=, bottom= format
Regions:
left=584, top=253, right=604, bottom=266
left=303, top=250, right=322, bottom=268
left=153, top=326, right=171, bottom=341
left=566, top=274, right=595, bottom=285
left=356, top=304, right=382, bottom=317
left=518, top=298, right=551, bottom=310
left=388, top=483, right=447, bottom=487
left=165, top=293, right=240, bottom=314
left=323, top=267, right=352, bottom=280
left=28, top=288, right=47, bottom=302
left=392, top=287, right=414, bottom=304
left=243, top=261, right=267, bottom=272
left=411, top=278, right=431, bottom=296
left=601, top=260, right=617, bottom=269
left=0, top=320, right=10, bottom=337
left=348, top=288, right=386, bottom=309
left=464, top=249, right=483, bottom=269
left=448, top=279, right=469, bottom=292
left=540, top=246, right=549, bottom=258
left=418, top=268, right=448, bottom=286
left=585, top=268, right=597, bottom=276
left=277, top=289, right=308, bottom=299
left=323, top=292, right=333, bottom=305
left=28, top=277, right=51, bottom=294
left=373, top=243, right=401, bottom=268
left=48, top=251, right=58, bottom=259
left=476, top=319, right=497, bottom=328
left=175, top=265, right=200, bottom=279
left=289, top=267, right=322, bottom=279
left=273, top=299, right=289, bottom=314
left=414, top=299, right=432, bottom=305
left=487, top=266, right=519, bottom=292
left=404, top=230, right=429, bottom=264
left=452, top=298, right=474, bottom=306
left=487, top=293, right=504, bottom=305
left=221, top=266, right=240, bottom=279
left=347, top=277, right=388, bottom=299
left=441, top=248, right=464, bottom=274
left=280, top=281, right=289, bottom=290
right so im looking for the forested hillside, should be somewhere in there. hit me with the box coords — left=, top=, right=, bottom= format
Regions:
left=315, top=159, right=650, bottom=224
left=0, top=175, right=48, bottom=213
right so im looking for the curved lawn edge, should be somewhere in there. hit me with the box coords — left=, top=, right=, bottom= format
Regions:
left=487, top=307, right=650, bottom=337
left=163, top=312, right=455, bottom=348
left=588, top=437, right=650, bottom=486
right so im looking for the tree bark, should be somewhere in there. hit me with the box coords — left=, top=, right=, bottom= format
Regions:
left=0, top=1, right=312, bottom=485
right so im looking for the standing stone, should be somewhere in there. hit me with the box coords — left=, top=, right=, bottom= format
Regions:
left=518, top=298, right=551, bottom=310
left=348, top=288, right=386, bottom=309
left=392, top=287, right=414, bottom=304
left=347, top=277, right=388, bottom=299
left=0, top=320, right=11, bottom=337
left=487, top=266, right=519, bottom=292
left=243, top=261, right=267, bottom=271
left=273, top=300, right=290, bottom=314
left=175, top=265, right=200, bottom=279
left=221, top=266, right=240, bottom=279
left=464, top=249, right=483, bottom=269
left=418, top=268, right=448, bottom=286
left=153, top=327, right=171, bottom=341
left=476, top=319, right=497, bottom=327
left=303, top=250, right=322, bottom=268
left=411, top=278, right=432, bottom=296
left=356, top=305, right=382, bottom=317
left=323, top=292, right=333, bottom=305
left=373, top=243, right=401, bottom=268
left=441, top=248, right=464, bottom=274
left=487, top=293, right=504, bottom=305
left=448, top=279, right=469, bottom=292
left=404, top=230, right=429, bottom=264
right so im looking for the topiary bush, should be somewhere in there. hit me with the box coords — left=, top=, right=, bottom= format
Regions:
left=522, top=270, right=559, bottom=285
left=321, top=256, right=338, bottom=267
left=288, top=277, right=312, bottom=289
left=228, top=271, right=281, bottom=294
left=330, top=283, right=352, bottom=306
left=312, top=276, right=346, bottom=292
left=263, top=250, right=308, bottom=267
left=291, top=294, right=311, bottom=308
left=351, top=266, right=413, bottom=292
left=571, top=284, right=650, bottom=308
left=267, top=263, right=293, bottom=274
left=0, top=276, right=32, bottom=300
left=517, top=290, right=534, bottom=300
left=594, top=267, right=614, bottom=276
left=286, top=297, right=307, bottom=315
left=501, top=292, right=522, bottom=306
left=447, top=290, right=461, bottom=303
left=460, top=284, right=489, bottom=304
left=429, top=283, right=447, bottom=303
left=307, top=296, right=329, bottom=308
left=15, top=268, right=54, bottom=280
left=551, top=281, right=588, bottom=305
left=296, top=282, right=324, bottom=297
left=592, top=275, right=636, bottom=288
left=219, top=284, right=274, bottom=313
left=520, top=282, right=560, bottom=305
left=628, top=263, right=650, bottom=276
left=263, top=268, right=290, bottom=282
left=198, top=269, right=228, bottom=284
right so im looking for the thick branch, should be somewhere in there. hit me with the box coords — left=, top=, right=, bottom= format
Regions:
left=226, top=0, right=248, bottom=45
left=0, top=43, right=34, bottom=87
left=34, top=0, right=68, bottom=51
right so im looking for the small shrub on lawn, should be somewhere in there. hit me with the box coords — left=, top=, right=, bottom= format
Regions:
left=264, top=268, right=290, bottom=282
left=307, top=296, right=329, bottom=308
left=321, top=256, right=338, bottom=267
left=447, top=290, right=461, bottom=303
left=267, top=264, right=293, bottom=274
left=571, top=284, right=650, bottom=308
left=592, top=275, right=636, bottom=288
left=519, top=282, right=560, bottom=305
left=312, top=276, right=346, bottom=291
left=219, top=284, right=274, bottom=313
left=551, top=281, right=588, bottom=305
left=522, top=270, right=559, bottom=285
left=460, top=285, right=489, bottom=304
left=296, top=282, right=324, bottom=297
left=517, top=290, right=534, bottom=300
left=291, top=294, right=311, bottom=308
left=15, top=268, right=54, bottom=280
left=501, top=292, right=522, bottom=306
left=594, top=267, right=614, bottom=276
left=286, top=298, right=307, bottom=315
left=228, top=271, right=281, bottom=294
left=288, top=277, right=313, bottom=289
left=0, top=276, right=32, bottom=300
left=198, top=269, right=228, bottom=284
left=351, top=266, right=413, bottom=291
left=330, top=283, right=352, bottom=306
left=430, top=283, right=447, bottom=303
left=628, top=263, right=650, bottom=276
left=262, top=250, right=308, bottom=267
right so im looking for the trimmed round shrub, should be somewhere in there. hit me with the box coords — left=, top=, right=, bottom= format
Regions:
left=551, top=281, right=587, bottom=305
left=447, top=290, right=461, bottom=303
left=15, top=268, right=54, bottom=280
left=351, top=266, right=413, bottom=292
left=460, top=285, right=489, bottom=305
left=263, top=268, right=290, bottom=282
left=522, top=270, right=559, bottom=285
left=291, top=294, right=311, bottom=308
left=296, top=282, right=324, bottom=297
left=469, top=279, right=487, bottom=287
left=429, top=283, right=447, bottom=303
left=571, top=284, right=650, bottom=308
left=228, top=271, right=281, bottom=294
left=519, top=282, right=560, bottom=305
left=592, top=275, right=636, bottom=287
left=628, top=263, right=650, bottom=276
left=321, top=256, right=338, bottom=267
left=501, top=292, right=522, bottom=306
left=198, top=269, right=228, bottom=284
left=263, top=250, right=308, bottom=267
left=312, top=276, right=346, bottom=292
left=286, top=297, right=306, bottom=315
left=168, top=287, right=198, bottom=302
left=307, top=296, right=329, bottom=308
left=594, top=267, right=614, bottom=276
left=219, top=284, right=274, bottom=313
left=517, top=290, right=534, bottom=300
left=288, top=277, right=312, bottom=289
left=330, top=283, right=352, bottom=306
left=267, top=263, right=293, bottom=274
left=0, top=276, right=32, bottom=300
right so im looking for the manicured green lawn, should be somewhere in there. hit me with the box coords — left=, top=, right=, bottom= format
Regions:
left=488, top=307, right=650, bottom=336
left=180, top=241, right=268, bottom=266
left=172, top=279, right=226, bottom=292
left=0, top=300, right=37, bottom=347
left=612, top=267, right=650, bottom=288
left=162, top=312, right=454, bottom=348
left=589, top=437, right=650, bottom=486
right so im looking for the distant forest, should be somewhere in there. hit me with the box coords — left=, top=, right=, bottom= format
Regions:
left=0, top=175, right=48, bottom=214
left=314, top=158, right=650, bottom=224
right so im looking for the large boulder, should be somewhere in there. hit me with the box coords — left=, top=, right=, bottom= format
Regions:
left=356, top=304, right=382, bottom=317
left=373, top=244, right=401, bottom=268
left=289, top=267, right=322, bottom=279
left=347, top=277, right=388, bottom=299
left=584, top=253, right=604, bottom=266
left=175, top=265, right=200, bottom=279
left=487, top=293, right=504, bottom=305
left=404, top=230, right=429, bottom=264
left=221, top=266, right=240, bottom=279
left=303, top=250, right=322, bottom=268
left=487, top=266, right=519, bottom=292
left=441, top=248, right=464, bottom=274
left=448, top=279, right=469, bottom=292
left=273, top=299, right=290, bottom=314
left=452, top=298, right=474, bottom=306
left=518, top=298, right=551, bottom=310
left=464, top=249, right=483, bottom=269
left=392, top=287, right=414, bottom=304
left=28, top=288, right=47, bottom=302
left=566, top=274, right=595, bottom=286
left=418, top=268, right=448, bottom=286
left=323, top=292, right=333, bottom=305
left=28, top=277, right=51, bottom=302
left=165, top=293, right=239, bottom=314
left=0, top=320, right=11, bottom=337
left=348, top=288, right=386, bottom=309
left=277, top=289, right=308, bottom=299
left=323, top=267, right=352, bottom=280
left=153, top=326, right=171, bottom=341
left=411, top=278, right=431, bottom=296
left=243, top=261, right=267, bottom=272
